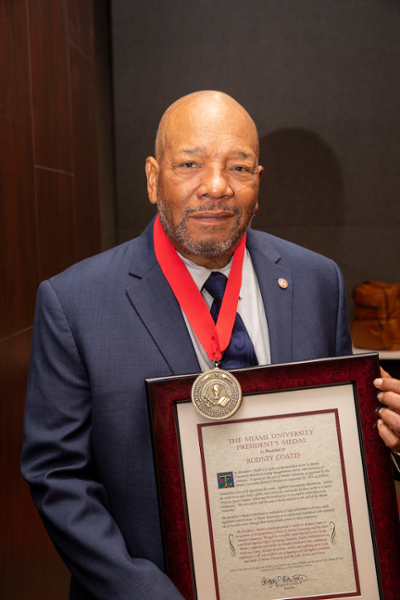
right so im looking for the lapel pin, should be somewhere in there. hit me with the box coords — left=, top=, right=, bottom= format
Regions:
left=278, top=278, right=288, bottom=289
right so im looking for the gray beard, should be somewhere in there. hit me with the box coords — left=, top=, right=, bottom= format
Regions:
left=157, top=198, right=256, bottom=258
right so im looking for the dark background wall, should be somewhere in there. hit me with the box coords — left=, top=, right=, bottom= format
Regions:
left=111, top=0, right=400, bottom=316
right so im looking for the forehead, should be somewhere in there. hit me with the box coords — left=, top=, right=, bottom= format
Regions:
left=162, top=100, right=259, bottom=160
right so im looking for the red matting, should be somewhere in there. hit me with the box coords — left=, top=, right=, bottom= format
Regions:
left=146, top=353, right=400, bottom=600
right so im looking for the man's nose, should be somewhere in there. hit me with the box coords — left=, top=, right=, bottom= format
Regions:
left=197, top=165, right=233, bottom=199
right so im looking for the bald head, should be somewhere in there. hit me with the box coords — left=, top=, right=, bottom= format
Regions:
left=155, top=91, right=259, bottom=162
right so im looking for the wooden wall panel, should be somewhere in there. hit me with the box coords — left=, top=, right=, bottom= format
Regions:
left=1, top=1, right=102, bottom=598
left=29, top=0, right=72, bottom=172
left=36, top=168, right=76, bottom=281
left=0, top=0, right=39, bottom=339
left=67, top=0, right=95, bottom=61
left=0, top=330, right=70, bottom=600
left=69, top=44, right=101, bottom=261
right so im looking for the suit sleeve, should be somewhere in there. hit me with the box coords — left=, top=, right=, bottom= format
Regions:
left=21, top=280, right=185, bottom=600
left=333, top=262, right=353, bottom=357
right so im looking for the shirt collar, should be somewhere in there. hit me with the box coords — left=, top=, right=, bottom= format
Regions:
left=177, top=250, right=248, bottom=300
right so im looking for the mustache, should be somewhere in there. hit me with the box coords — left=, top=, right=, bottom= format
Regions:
left=182, top=204, right=242, bottom=216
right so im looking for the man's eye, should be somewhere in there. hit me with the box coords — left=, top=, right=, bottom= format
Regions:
left=234, top=166, right=247, bottom=172
left=182, top=162, right=196, bottom=168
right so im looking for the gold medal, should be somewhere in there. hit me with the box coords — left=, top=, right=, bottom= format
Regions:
left=191, top=364, right=242, bottom=421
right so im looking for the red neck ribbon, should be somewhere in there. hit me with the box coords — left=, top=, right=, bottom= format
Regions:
left=153, top=215, right=246, bottom=363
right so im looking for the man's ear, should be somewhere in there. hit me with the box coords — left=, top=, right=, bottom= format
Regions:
left=254, top=165, right=263, bottom=212
left=145, top=157, right=160, bottom=205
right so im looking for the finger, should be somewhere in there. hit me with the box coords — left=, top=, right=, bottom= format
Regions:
left=377, top=391, right=400, bottom=412
left=378, top=407, right=400, bottom=436
left=380, top=366, right=391, bottom=379
left=377, top=419, right=400, bottom=452
left=374, top=373, right=400, bottom=394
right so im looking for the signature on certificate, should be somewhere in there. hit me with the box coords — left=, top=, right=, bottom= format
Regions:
left=261, top=574, right=308, bottom=587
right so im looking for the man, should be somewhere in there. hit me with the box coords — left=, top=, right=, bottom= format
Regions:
left=21, top=91, right=400, bottom=600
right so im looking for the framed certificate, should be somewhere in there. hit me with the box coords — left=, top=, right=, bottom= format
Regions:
left=146, top=353, right=400, bottom=600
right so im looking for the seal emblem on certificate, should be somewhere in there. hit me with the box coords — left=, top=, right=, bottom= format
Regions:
left=192, top=366, right=242, bottom=420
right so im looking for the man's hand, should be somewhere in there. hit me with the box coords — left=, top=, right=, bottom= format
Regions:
left=374, top=368, right=400, bottom=451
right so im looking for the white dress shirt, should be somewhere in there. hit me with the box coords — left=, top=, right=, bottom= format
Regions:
left=178, top=248, right=271, bottom=371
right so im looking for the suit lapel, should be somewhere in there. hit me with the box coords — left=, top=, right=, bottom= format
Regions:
left=126, top=223, right=200, bottom=376
left=247, top=229, right=293, bottom=364
left=126, top=222, right=293, bottom=371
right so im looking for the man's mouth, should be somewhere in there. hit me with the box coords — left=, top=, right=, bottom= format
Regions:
left=183, top=204, right=241, bottom=226
left=187, top=210, right=237, bottom=224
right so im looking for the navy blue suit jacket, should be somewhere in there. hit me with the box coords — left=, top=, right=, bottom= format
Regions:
left=21, top=222, right=352, bottom=599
